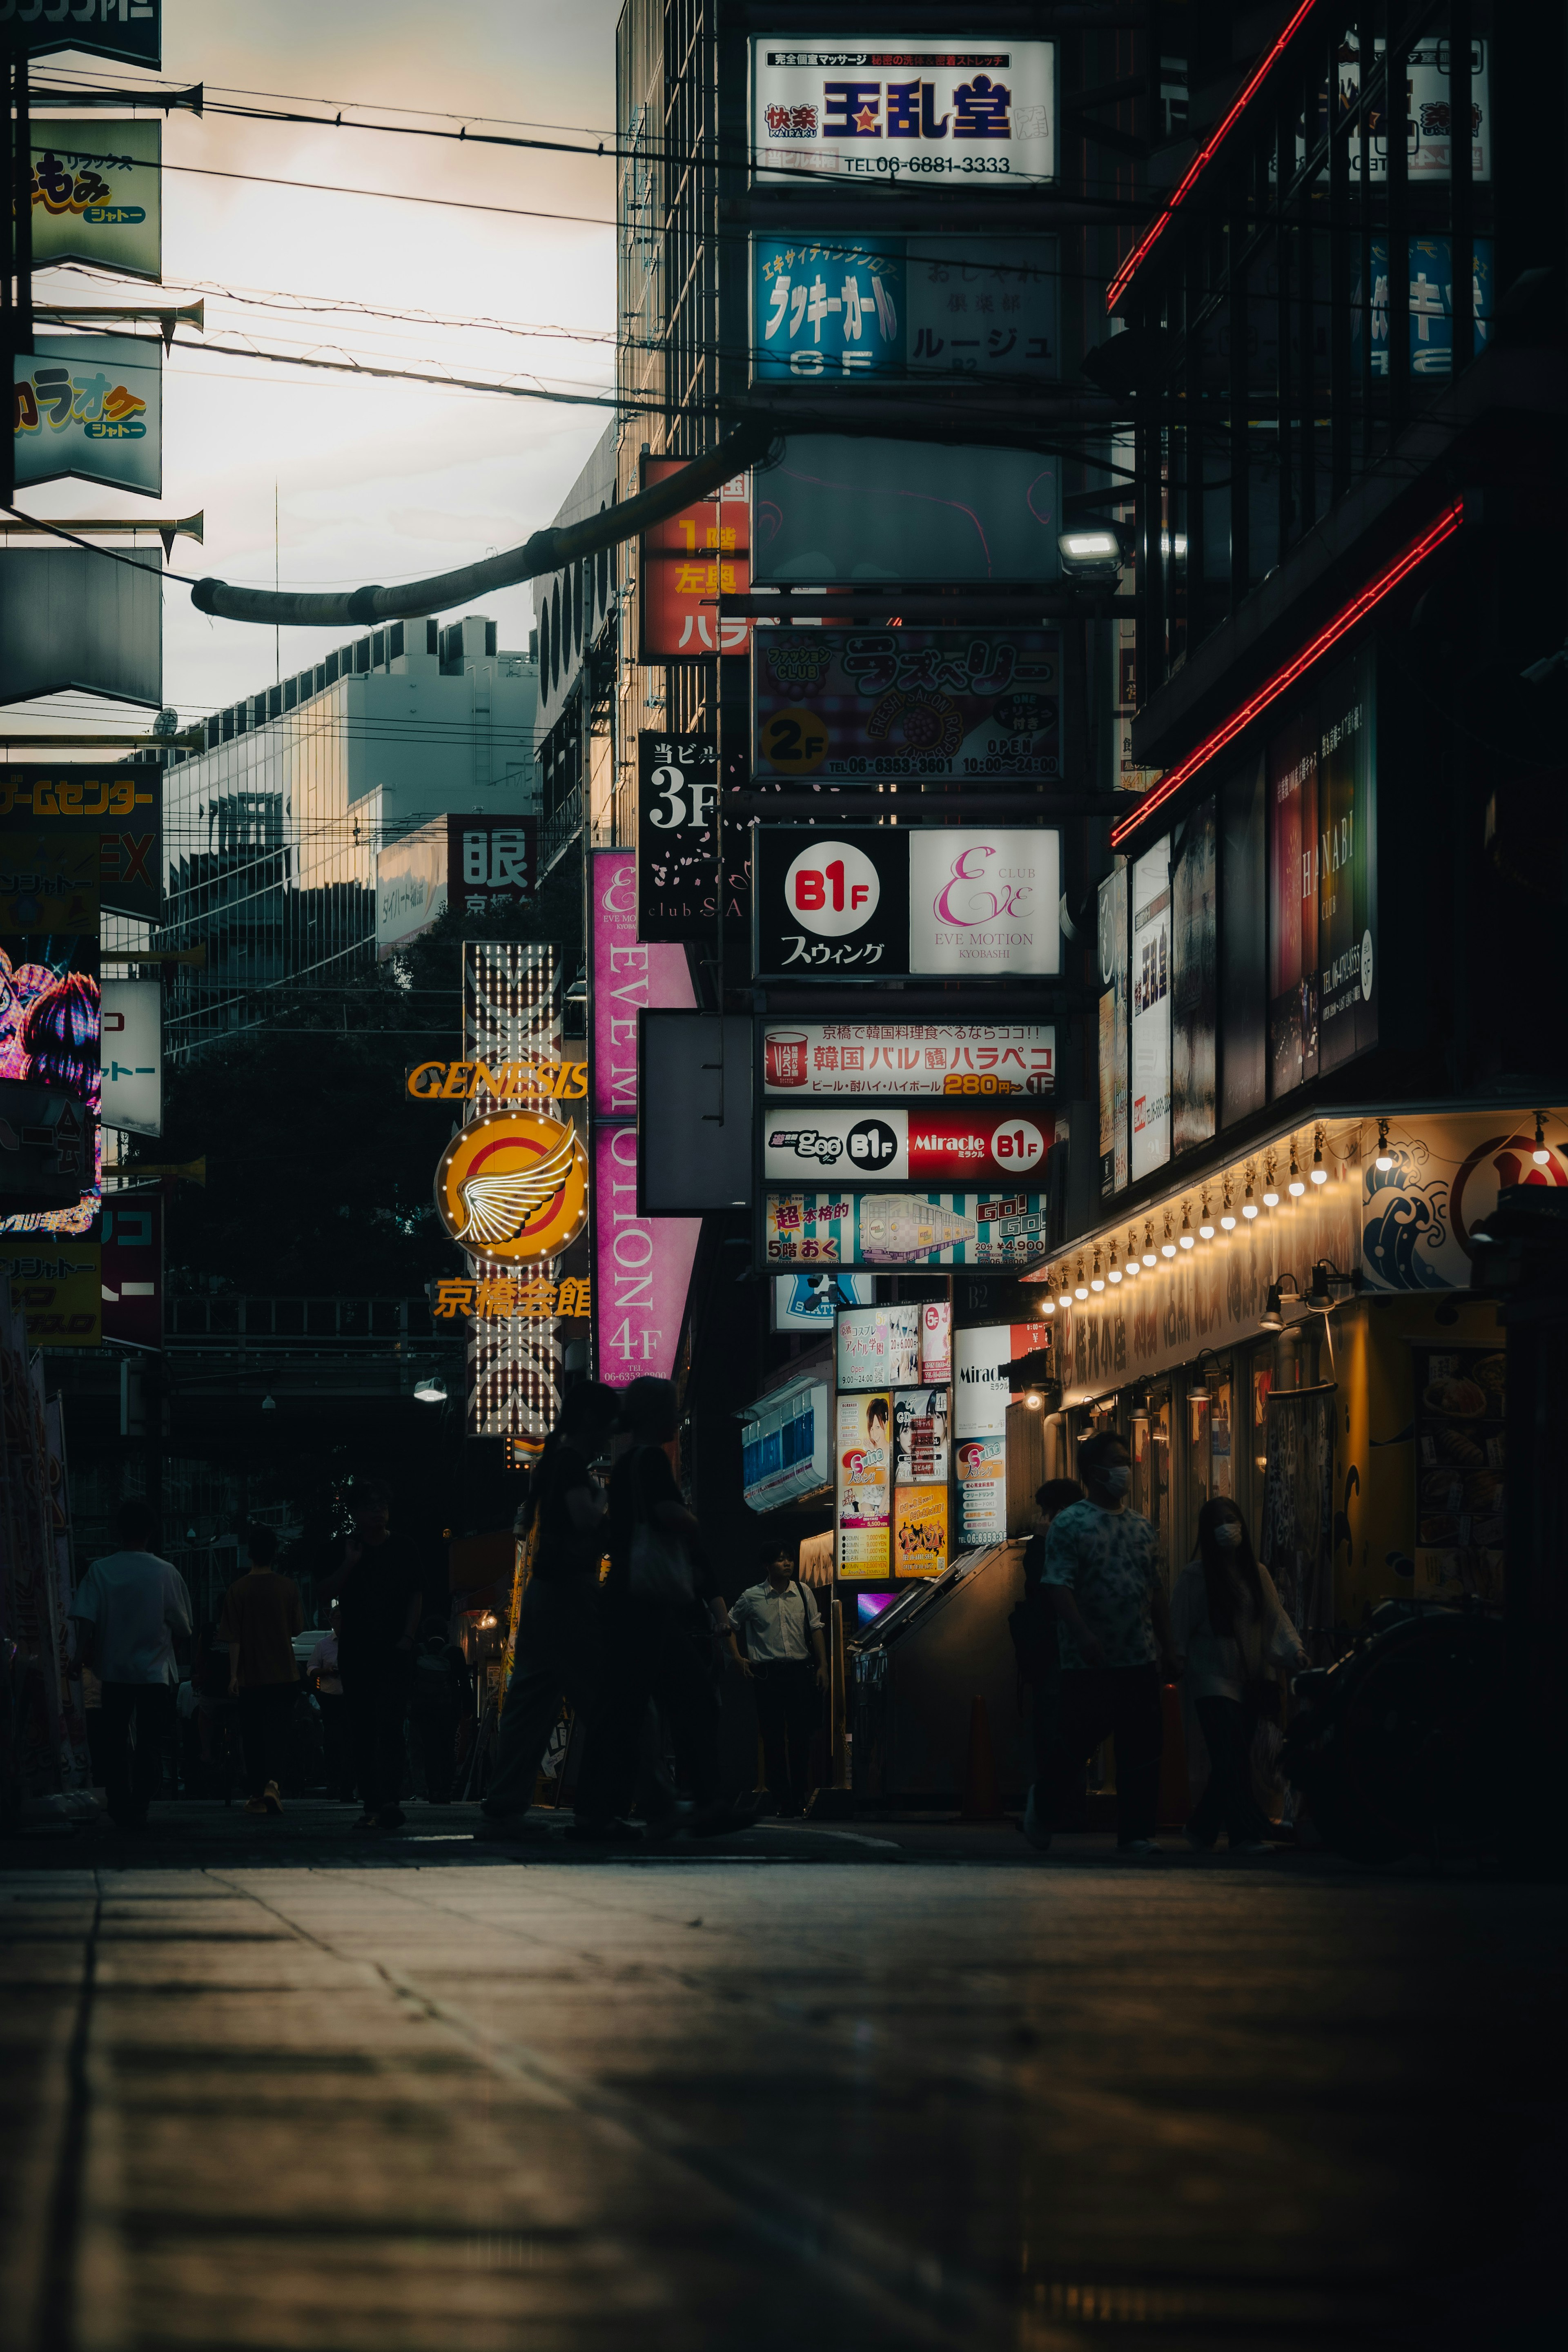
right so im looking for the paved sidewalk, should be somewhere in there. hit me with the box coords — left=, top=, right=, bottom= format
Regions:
left=2, top=1813, right=1564, bottom=2350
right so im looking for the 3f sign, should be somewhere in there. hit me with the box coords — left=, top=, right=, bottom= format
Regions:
left=647, top=763, right=716, bottom=830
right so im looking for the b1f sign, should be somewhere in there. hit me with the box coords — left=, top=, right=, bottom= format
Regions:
left=753, top=38, right=1055, bottom=185
left=753, top=826, right=1060, bottom=980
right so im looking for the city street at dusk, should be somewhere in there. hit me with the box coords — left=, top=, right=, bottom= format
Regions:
left=3, top=3, right=1566, bottom=2347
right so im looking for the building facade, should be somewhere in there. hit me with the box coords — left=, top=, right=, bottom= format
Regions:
left=123, top=615, right=539, bottom=1056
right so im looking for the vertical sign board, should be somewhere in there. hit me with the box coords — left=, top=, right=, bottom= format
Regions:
left=636, top=733, right=748, bottom=942
left=100, top=980, right=160, bottom=1137
left=101, top=1190, right=162, bottom=1350
left=1129, top=836, right=1171, bottom=1181
left=462, top=944, right=564, bottom=1448
left=639, top=457, right=752, bottom=660
left=587, top=849, right=702, bottom=1387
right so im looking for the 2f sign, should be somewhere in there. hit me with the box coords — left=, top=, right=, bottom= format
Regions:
left=647, top=763, right=716, bottom=831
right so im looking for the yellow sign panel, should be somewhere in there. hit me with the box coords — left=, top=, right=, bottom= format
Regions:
left=893, top=1485, right=948, bottom=1579
left=408, top=1059, right=586, bottom=1102
left=433, top=1109, right=590, bottom=1264
left=0, top=1241, right=102, bottom=1350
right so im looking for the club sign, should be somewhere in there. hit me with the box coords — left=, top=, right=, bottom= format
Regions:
left=753, top=824, right=1060, bottom=979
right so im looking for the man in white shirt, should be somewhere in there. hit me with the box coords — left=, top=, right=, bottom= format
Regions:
left=730, top=1546, right=828, bottom=1820
left=71, top=1497, right=192, bottom=1829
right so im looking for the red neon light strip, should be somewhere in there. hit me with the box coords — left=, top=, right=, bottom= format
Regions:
left=1109, top=501, right=1465, bottom=851
left=1106, top=0, right=1321, bottom=314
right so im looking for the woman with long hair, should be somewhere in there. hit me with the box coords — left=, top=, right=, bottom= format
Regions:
left=1171, top=1496, right=1306, bottom=1851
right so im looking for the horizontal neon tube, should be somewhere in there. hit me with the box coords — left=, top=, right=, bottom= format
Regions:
left=1106, top=0, right=1322, bottom=314
left=1110, top=500, right=1464, bottom=851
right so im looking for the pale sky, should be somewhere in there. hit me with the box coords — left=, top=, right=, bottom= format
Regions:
left=20, top=0, right=621, bottom=727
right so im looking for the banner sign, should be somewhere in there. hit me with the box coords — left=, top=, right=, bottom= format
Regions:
left=376, top=815, right=536, bottom=958
left=101, top=1190, right=162, bottom=1350
left=763, top=1018, right=1054, bottom=1097
left=753, top=627, right=1061, bottom=782
left=836, top=1390, right=891, bottom=1577
left=753, top=825, right=1060, bottom=980
left=753, top=234, right=1058, bottom=380
left=592, top=1124, right=701, bottom=1388
left=752, top=38, right=1056, bottom=186
left=100, top=980, right=160, bottom=1136
left=636, top=732, right=748, bottom=942
left=766, top=1188, right=1049, bottom=1269
left=0, top=548, right=162, bottom=712
left=7, top=3, right=162, bottom=68
left=588, top=849, right=701, bottom=1387
left=765, top=1100, right=1052, bottom=1186
left=0, top=1242, right=101, bottom=1350
left=31, top=121, right=161, bottom=281
left=14, top=336, right=161, bottom=498
left=589, top=848, right=696, bottom=1117
left=640, top=456, right=751, bottom=659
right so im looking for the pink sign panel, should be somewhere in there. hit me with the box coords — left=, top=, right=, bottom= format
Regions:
left=589, top=849, right=695, bottom=1118
left=592, top=1125, right=701, bottom=1387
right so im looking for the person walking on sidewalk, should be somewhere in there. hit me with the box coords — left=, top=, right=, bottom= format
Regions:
left=321, top=1484, right=423, bottom=1832
left=600, top=1377, right=750, bottom=1838
left=218, top=1525, right=304, bottom=1816
left=70, top=1497, right=192, bottom=1830
left=476, top=1381, right=626, bottom=1843
left=730, top=1546, right=827, bottom=1819
left=1171, top=1498, right=1306, bottom=1852
left=307, top=1609, right=353, bottom=1800
left=1029, top=1430, right=1179, bottom=1858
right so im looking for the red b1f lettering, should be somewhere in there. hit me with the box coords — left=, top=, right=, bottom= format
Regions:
left=793, top=858, right=869, bottom=913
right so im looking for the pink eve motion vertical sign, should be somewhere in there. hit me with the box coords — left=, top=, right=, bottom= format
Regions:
left=588, top=850, right=702, bottom=1385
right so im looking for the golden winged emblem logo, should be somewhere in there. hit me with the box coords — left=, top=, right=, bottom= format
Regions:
left=455, top=1126, right=579, bottom=1245
left=434, top=1109, right=590, bottom=1263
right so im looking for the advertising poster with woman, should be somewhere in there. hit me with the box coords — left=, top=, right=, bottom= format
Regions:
left=836, top=1391, right=891, bottom=1575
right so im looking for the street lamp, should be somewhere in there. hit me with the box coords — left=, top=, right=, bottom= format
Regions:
left=414, top=1376, right=447, bottom=1405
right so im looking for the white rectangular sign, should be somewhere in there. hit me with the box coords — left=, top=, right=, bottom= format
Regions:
left=753, top=36, right=1055, bottom=186
left=763, top=1019, right=1054, bottom=1096
left=908, top=828, right=1060, bottom=978
left=837, top=1302, right=919, bottom=1390
left=31, top=121, right=161, bottom=281
left=376, top=821, right=447, bottom=959
left=100, top=980, right=160, bottom=1138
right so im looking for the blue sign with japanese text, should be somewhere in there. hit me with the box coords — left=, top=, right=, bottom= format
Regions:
left=1363, top=236, right=1492, bottom=379
left=753, top=235, right=1058, bottom=381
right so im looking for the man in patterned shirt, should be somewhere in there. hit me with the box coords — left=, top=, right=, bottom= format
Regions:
left=1028, top=1428, right=1178, bottom=1857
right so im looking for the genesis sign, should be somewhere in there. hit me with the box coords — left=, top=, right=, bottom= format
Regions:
left=753, top=824, right=1060, bottom=979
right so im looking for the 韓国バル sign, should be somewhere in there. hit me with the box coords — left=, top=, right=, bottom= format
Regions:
left=763, top=1018, right=1054, bottom=1097
left=752, top=38, right=1055, bottom=185
left=753, top=627, right=1060, bottom=782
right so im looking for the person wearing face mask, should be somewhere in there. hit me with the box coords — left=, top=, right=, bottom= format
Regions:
left=1029, top=1429, right=1180, bottom=1857
left=1171, top=1497, right=1306, bottom=1852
